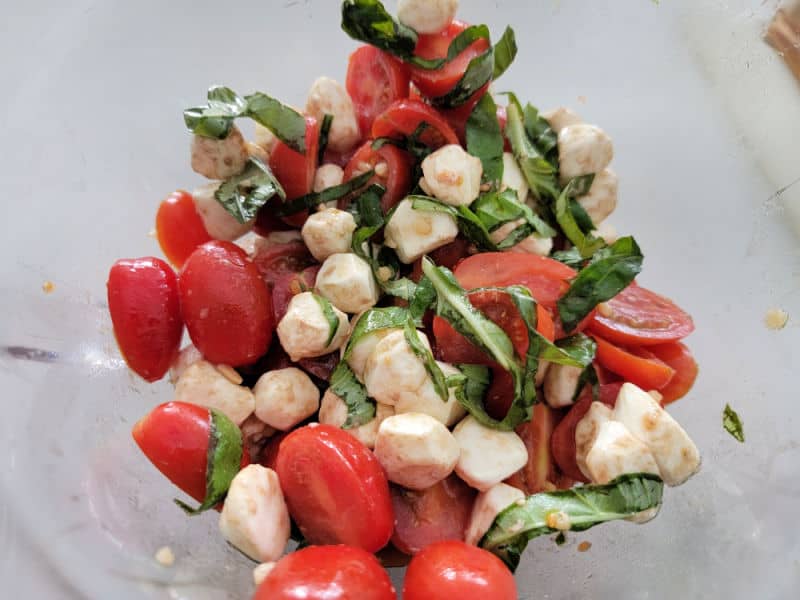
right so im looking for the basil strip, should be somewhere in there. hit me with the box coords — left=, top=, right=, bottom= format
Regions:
left=557, top=236, right=643, bottom=333
left=243, top=92, right=307, bottom=153
left=551, top=247, right=584, bottom=269
left=480, top=474, right=664, bottom=571
left=343, top=307, right=408, bottom=360
left=466, top=93, right=504, bottom=187
left=215, top=158, right=286, bottom=224
left=312, top=293, right=341, bottom=347
left=404, top=317, right=449, bottom=401
left=493, top=27, right=518, bottom=79
left=503, top=286, right=540, bottom=408
left=542, top=334, right=597, bottom=368
left=409, top=275, right=435, bottom=321
left=329, top=362, right=376, bottom=429
left=410, top=196, right=497, bottom=251
left=523, top=103, right=558, bottom=164
left=569, top=198, right=596, bottom=234
left=430, top=47, right=495, bottom=109
left=554, top=176, right=605, bottom=258
left=318, top=114, right=334, bottom=164
left=174, top=409, right=243, bottom=515
left=276, top=170, right=374, bottom=216
left=505, top=101, right=560, bottom=201
left=472, top=190, right=557, bottom=238
left=723, top=404, right=745, bottom=443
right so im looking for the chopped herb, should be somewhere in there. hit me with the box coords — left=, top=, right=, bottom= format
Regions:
left=505, top=101, right=560, bottom=201
left=404, top=317, right=449, bottom=401
left=329, top=361, right=376, bottom=429
left=214, top=158, right=285, bottom=224
left=472, top=189, right=557, bottom=239
left=554, top=176, right=605, bottom=258
left=466, top=93, right=504, bottom=187
left=410, top=196, right=497, bottom=251
left=429, top=48, right=495, bottom=109
left=343, top=307, right=409, bottom=361
left=318, top=114, right=334, bottom=163
left=312, top=293, right=341, bottom=347
left=493, top=27, right=518, bottom=79
left=723, top=404, right=745, bottom=442
left=276, top=170, right=374, bottom=216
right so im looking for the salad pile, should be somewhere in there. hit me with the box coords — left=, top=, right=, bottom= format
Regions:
left=106, top=0, right=701, bottom=598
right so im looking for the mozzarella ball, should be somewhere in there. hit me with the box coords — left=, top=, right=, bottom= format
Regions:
left=276, top=292, right=350, bottom=361
left=394, top=362, right=466, bottom=427
left=374, top=413, right=460, bottom=490
left=318, top=389, right=395, bottom=449
left=501, top=153, right=529, bottom=201
left=253, top=124, right=278, bottom=154
left=558, top=124, right=614, bottom=182
left=543, top=363, right=583, bottom=408
left=464, top=483, right=525, bottom=545
left=174, top=360, right=254, bottom=426
left=252, top=562, right=276, bottom=587
left=613, top=383, right=701, bottom=486
left=577, top=169, right=618, bottom=226
left=575, top=401, right=613, bottom=480
left=313, top=163, right=345, bottom=193
left=421, top=144, right=483, bottom=207
left=489, top=218, right=554, bottom=257
left=301, top=208, right=357, bottom=262
left=535, top=360, right=550, bottom=387
left=305, top=77, right=361, bottom=153
left=363, top=330, right=431, bottom=406
left=315, top=253, right=380, bottom=313
left=585, top=420, right=661, bottom=484
left=452, top=416, right=529, bottom=491
left=592, top=220, right=619, bottom=245
left=169, top=344, right=203, bottom=384
left=254, top=367, right=320, bottom=431
left=218, top=465, right=290, bottom=562
left=190, top=125, right=249, bottom=180
left=397, top=0, right=459, bottom=34
left=344, top=325, right=400, bottom=382
left=192, top=182, right=254, bottom=241
left=384, top=198, right=459, bottom=264
left=541, top=107, right=583, bottom=134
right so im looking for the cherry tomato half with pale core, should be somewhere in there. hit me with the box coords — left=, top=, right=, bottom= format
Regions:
left=155, top=190, right=212, bottom=268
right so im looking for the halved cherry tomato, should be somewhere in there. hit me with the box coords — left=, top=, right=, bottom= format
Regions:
left=259, top=431, right=288, bottom=472
left=296, top=352, right=340, bottom=382
left=403, top=540, right=517, bottom=600
left=588, top=282, right=695, bottom=346
left=440, top=82, right=490, bottom=142
left=179, top=241, right=273, bottom=366
left=454, top=253, right=576, bottom=310
left=254, top=202, right=294, bottom=237
left=550, top=383, right=622, bottom=482
left=372, top=99, right=459, bottom=148
left=391, top=475, right=476, bottom=555
left=251, top=240, right=315, bottom=288
left=410, top=21, right=491, bottom=100
left=505, top=402, right=556, bottom=494
left=107, top=257, right=182, bottom=382
left=593, top=335, right=675, bottom=390
left=648, top=342, right=699, bottom=404
left=346, top=45, right=411, bottom=137
left=253, top=545, right=396, bottom=600
left=271, top=265, right=320, bottom=323
left=155, top=190, right=212, bottom=268
left=269, top=116, right=320, bottom=227
left=342, top=142, right=413, bottom=213
left=275, top=425, right=394, bottom=552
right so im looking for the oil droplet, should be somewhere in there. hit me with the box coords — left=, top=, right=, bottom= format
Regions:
left=42, top=281, right=55, bottom=294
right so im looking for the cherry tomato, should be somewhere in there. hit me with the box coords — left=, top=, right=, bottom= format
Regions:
left=275, top=425, right=394, bottom=552
left=254, top=203, right=295, bottom=237
left=410, top=21, right=491, bottom=100
left=259, top=431, right=288, bottom=472
left=372, top=99, right=459, bottom=148
left=107, top=257, right=182, bottom=382
left=648, top=342, right=699, bottom=404
left=483, top=367, right=516, bottom=420
left=346, top=45, right=411, bottom=136
left=391, top=475, right=476, bottom=555
left=593, top=335, right=675, bottom=390
left=505, top=402, right=556, bottom=494
left=550, top=383, right=622, bottom=482
left=269, top=116, right=320, bottom=227
left=251, top=239, right=316, bottom=288
left=403, top=540, right=517, bottom=600
left=155, top=190, right=212, bottom=268
left=588, top=282, right=695, bottom=346
left=253, top=545, right=396, bottom=600
left=271, top=265, right=320, bottom=323
left=179, top=241, right=273, bottom=366
left=342, top=142, right=413, bottom=213
left=454, top=253, right=576, bottom=310
left=296, top=352, right=339, bottom=382
left=439, top=82, right=491, bottom=142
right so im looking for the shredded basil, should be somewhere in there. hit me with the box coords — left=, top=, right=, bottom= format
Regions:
left=551, top=247, right=585, bottom=269
left=523, top=102, right=558, bottom=165
left=343, top=307, right=408, bottom=361
left=409, top=275, right=435, bottom=321
left=505, top=101, right=560, bottom=201
left=410, top=196, right=497, bottom=251
left=329, top=362, right=377, bottom=429
left=214, top=158, right=285, bottom=224
left=466, top=93, right=504, bottom=187
left=312, top=293, right=341, bottom=347
left=723, top=404, right=745, bottom=443
left=404, top=317, right=449, bottom=401
left=472, top=189, right=557, bottom=239
left=554, top=176, right=605, bottom=258
left=318, top=114, right=334, bottom=164
left=429, top=47, right=495, bottom=109
left=493, top=27, right=518, bottom=79
left=276, top=170, right=374, bottom=216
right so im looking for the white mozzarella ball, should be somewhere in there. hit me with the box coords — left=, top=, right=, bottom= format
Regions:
left=218, top=465, right=290, bottom=563
left=384, top=198, right=459, bottom=264
left=592, top=220, right=619, bottom=245
left=452, top=416, right=529, bottom=491
left=397, top=0, right=459, bottom=34
left=543, top=363, right=583, bottom=408
left=315, top=253, right=380, bottom=313
left=276, top=292, right=350, bottom=361
left=394, top=362, right=466, bottom=427
left=421, top=144, right=483, bottom=207
left=253, top=367, right=320, bottom=431
left=541, top=107, right=583, bottom=134
left=374, top=413, right=460, bottom=490
left=501, top=153, right=529, bottom=201
left=489, top=218, right=554, bottom=257
left=535, top=360, right=550, bottom=387
left=174, top=360, right=254, bottom=426
left=192, top=182, right=254, bottom=241
left=464, top=483, right=525, bottom=545
left=301, top=208, right=357, bottom=262
left=305, top=77, right=361, bottom=153
left=190, top=125, right=249, bottom=180
left=557, top=124, right=614, bottom=182
left=313, top=163, right=345, bottom=193
left=577, top=168, right=618, bottom=226
left=575, top=401, right=613, bottom=480
left=363, top=329, right=431, bottom=406
left=318, top=389, right=395, bottom=449
left=585, top=420, right=661, bottom=484
left=344, top=325, right=400, bottom=382
left=252, top=562, right=276, bottom=586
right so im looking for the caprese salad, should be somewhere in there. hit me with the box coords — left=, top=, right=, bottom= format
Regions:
left=106, top=1, right=701, bottom=598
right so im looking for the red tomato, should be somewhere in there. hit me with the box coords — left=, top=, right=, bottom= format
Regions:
left=253, top=545, right=396, bottom=600
left=254, top=203, right=295, bottom=237
left=155, top=190, right=212, bottom=268
left=439, top=82, right=491, bottom=142
left=342, top=142, right=413, bottom=213
left=275, top=425, right=394, bottom=552
left=410, top=21, right=491, bottom=100
left=593, top=336, right=675, bottom=390
left=588, top=282, right=695, bottom=346
left=251, top=239, right=316, bottom=288
left=454, top=253, right=576, bottom=310
left=296, top=352, right=340, bottom=382
left=390, top=475, right=476, bottom=555
left=269, top=116, right=320, bottom=227
left=346, top=45, right=411, bottom=136
left=648, top=342, right=699, bottom=404
left=550, top=383, right=622, bottom=482
left=506, top=403, right=556, bottom=494
left=484, top=367, right=515, bottom=420
left=403, top=541, right=517, bottom=600
left=410, top=238, right=472, bottom=282
left=372, top=99, right=459, bottom=148
left=271, top=265, right=320, bottom=323
left=259, top=431, right=288, bottom=472
left=107, top=257, right=182, bottom=382
left=179, top=241, right=273, bottom=366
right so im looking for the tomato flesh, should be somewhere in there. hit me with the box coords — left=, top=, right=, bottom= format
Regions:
left=347, top=45, right=411, bottom=137
left=342, top=142, right=413, bottom=213
left=648, top=341, right=698, bottom=404
left=271, top=265, right=320, bottom=324
left=251, top=239, right=316, bottom=288
left=506, top=402, right=556, bottom=494
left=155, top=190, right=212, bottom=268
left=269, top=116, right=320, bottom=227
left=593, top=335, right=675, bottom=390
left=372, top=99, right=459, bottom=149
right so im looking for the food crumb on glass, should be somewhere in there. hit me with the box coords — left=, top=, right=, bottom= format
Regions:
left=41, top=281, right=55, bottom=294
left=154, top=546, right=175, bottom=567
left=764, top=308, right=789, bottom=330
left=578, top=541, right=592, bottom=552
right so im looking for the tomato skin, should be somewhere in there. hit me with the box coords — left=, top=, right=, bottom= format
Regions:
left=155, top=190, right=213, bottom=268
left=342, top=142, right=413, bottom=213
left=593, top=336, right=675, bottom=390
left=107, top=257, right=182, bottom=382
left=403, top=540, right=517, bottom=600
left=271, top=265, right=320, bottom=324
left=391, top=475, right=476, bottom=555
left=372, top=99, right=459, bottom=148
left=347, top=45, right=411, bottom=136
left=648, top=342, right=698, bottom=404
left=588, top=282, right=695, bottom=345
left=269, top=116, right=320, bottom=227
left=506, top=402, right=556, bottom=494
left=251, top=240, right=316, bottom=288
left=253, top=545, right=396, bottom=600
left=179, top=241, right=273, bottom=366
left=275, top=425, right=394, bottom=552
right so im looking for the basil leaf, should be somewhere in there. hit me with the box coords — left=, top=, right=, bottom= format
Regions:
left=480, top=473, right=664, bottom=571
left=523, top=103, right=558, bottom=164
left=174, top=409, right=243, bottom=515
left=569, top=198, right=596, bottom=234
left=341, top=0, right=419, bottom=64
left=723, top=404, right=745, bottom=443
left=343, top=307, right=409, bottom=360
left=472, top=190, right=557, bottom=238
left=551, top=247, right=584, bottom=269
left=318, top=114, right=334, bottom=164
left=404, top=317, right=449, bottom=401
left=409, top=275, right=436, bottom=321
left=503, top=286, right=541, bottom=407
left=466, top=93, right=504, bottom=187
left=557, top=236, right=644, bottom=332
left=276, top=170, right=374, bottom=216
left=539, top=333, right=597, bottom=368
left=430, top=48, right=495, bottom=109
left=214, top=158, right=285, bottom=224
left=329, top=361, right=377, bottom=429
left=573, top=362, right=599, bottom=403
left=493, top=27, right=518, bottom=79
left=554, top=177, right=605, bottom=258
left=505, top=102, right=560, bottom=201
left=312, top=293, right=341, bottom=347
left=243, top=92, right=307, bottom=154
left=410, top=196, right=497, bottom=251
left=183, top=86, right=247, bottom=139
